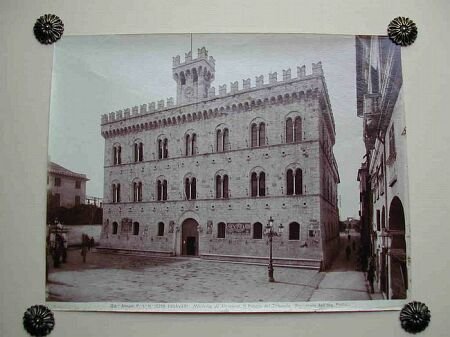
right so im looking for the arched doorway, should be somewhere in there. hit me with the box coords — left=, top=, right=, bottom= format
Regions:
left=181, top=218, right=199, bottom=256
left=388, top=196, right=407, bottom=299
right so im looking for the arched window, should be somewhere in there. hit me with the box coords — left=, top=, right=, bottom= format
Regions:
left=217, top=222, right=226, bottom=238
left=286, top=169, right=294, bottom=195
left=295, top=168, right=303, bottom=195
left=191, top=177, right=197, bottom=199
left=134, top=142, right=143, bottom=162
left=289, top=222, right=300, bottom=240
left=251, top=123, right=258, bottom=148
left=253, top=222, right=263, bottom=239
left=251, top=172, right=258, bottom=197
left=158, top=139, right=163, bottom=159
left=215, top=175, right=222, bottom=199
left=112, top=183, right=121, bottom=203
left=294, top=117, right=302, bottom=142
left=286, top=118, right=293, bottom=143
left=133, top=222, right=139, bottom=235
left=185, top=177, right=196, bottom=200
left=163, top=138, right=168, bottom=158
left=259, top=172, right=266, bottom=196
left=191, top=133, right=197, bottom=155
left=216, top=129, right=222, bottom=152
left=139, top=142, right=143, bottom=161
left=112, top=222, right=118, bottom=234
left=113, top=145, right=122, bottom=165
left=185, top=134, right=190, bottom=156
left=223, top=175, right=229, bottom=199
left=158, top=222, right=165, bottom=236
left=133, top=181, right=142, bottom=202
left=157, top=180, right=162, bottom=201
left=286, top=168, right=303, bottom=196
left=259, top=122, right=266, bottom=146
left=185, top=178, right=190, bottom=199
left=223, top=128, right=229, bottom=151
left=163, top=180, right=167, bottom=200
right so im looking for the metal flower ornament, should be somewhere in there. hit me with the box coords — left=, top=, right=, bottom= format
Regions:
left=399, top=301, right=431, bottom=334
left=387, top=17, right=418, bottom=46
left=33, top=14, right=64, bottom=45
left=23, top=305, right=55, bottom=337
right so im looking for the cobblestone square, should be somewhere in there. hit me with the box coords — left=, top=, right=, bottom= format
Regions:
left=47, top=233, right=376, bottom=303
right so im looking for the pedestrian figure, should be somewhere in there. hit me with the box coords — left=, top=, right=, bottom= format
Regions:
left=90, top=237, right=95, bottom=249
left=81, top=234, right=88, bottom=263
left=61, top=233, right=68, bottom=263
left=53, top=234, right=64, bottom=268
left=345, top=245, right=351, bottom=260
left=348, top=233, right=351, bottom=241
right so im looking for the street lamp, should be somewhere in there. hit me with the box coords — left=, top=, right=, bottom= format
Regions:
left=264, top=216, right=284, bottom=282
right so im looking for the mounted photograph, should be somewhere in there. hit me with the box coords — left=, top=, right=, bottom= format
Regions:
left=45, top=33, right=410, bottom=312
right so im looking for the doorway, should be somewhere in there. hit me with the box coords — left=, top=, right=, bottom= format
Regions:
left=181, top=218, right=199, bottom=256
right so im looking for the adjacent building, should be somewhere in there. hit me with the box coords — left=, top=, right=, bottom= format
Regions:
left=99, top=47, right=340, bottom=270
left=356, top=36, right=409, bottom=299
left=47, top=161, right=89, bottom=208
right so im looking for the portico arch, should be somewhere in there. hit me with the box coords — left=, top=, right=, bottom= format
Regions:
left=388, top=196, right=407, bottom=299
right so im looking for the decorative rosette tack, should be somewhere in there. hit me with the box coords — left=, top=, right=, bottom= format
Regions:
left=23, top=305, right=55, bottom=337
left=387, top=17, right=418, bottom=46
left=33, top=14, right=64, bottom=44
left=399, top=301, right=431, bottom=334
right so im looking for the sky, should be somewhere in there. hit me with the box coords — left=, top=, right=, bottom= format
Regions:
left=49, top=33, right=364, bottom=219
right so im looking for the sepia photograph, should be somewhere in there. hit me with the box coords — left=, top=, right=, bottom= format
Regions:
left=45, top=33, right=409, bottom=311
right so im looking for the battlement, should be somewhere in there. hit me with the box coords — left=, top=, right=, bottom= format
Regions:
left=101, top=61, right=324, bottom=125
left=172, top=46, right=216, bottom=68
left=101, top=97, right=176, bottom=124
left=207, top=62, right=323, bottom=99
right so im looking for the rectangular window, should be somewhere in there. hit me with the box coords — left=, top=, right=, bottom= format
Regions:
left=376, top=209, right=381, bottom=231
left=75, top=180, right=81, bottom=189
left=158, top=223, right=164, bottom=236
left=389, top=125, right=396, bottom=160
left=75, top=196, right=80, bottom=206
left=54, top=177, right=61, bottom=187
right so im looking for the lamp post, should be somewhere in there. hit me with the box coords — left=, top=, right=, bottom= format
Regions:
left=264, top=216, right=284, bottom=282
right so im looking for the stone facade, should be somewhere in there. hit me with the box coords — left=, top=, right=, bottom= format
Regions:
left=356, top=36, right=409, bottom=298
left=99, top=47, right=340, bottom=270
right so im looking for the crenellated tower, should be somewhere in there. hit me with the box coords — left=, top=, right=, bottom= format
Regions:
left=172, top=47, right=215, bottom=105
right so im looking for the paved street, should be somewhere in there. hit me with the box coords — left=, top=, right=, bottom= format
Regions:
left=47, top=231, right=373, bottom=303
